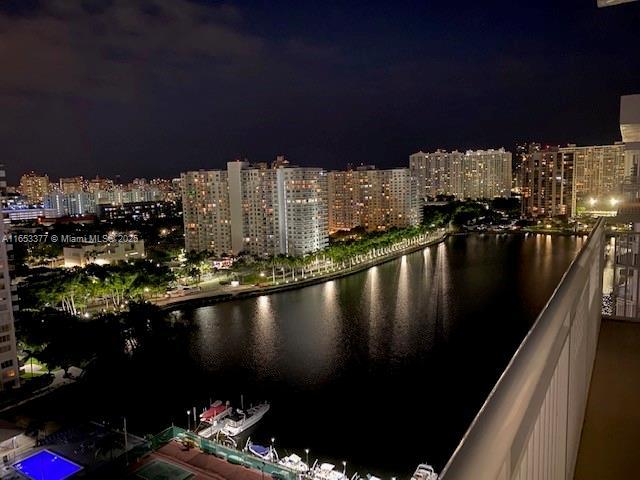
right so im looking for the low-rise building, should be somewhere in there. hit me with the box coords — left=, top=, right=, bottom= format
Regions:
left=63, top=240, right=145, bottom=268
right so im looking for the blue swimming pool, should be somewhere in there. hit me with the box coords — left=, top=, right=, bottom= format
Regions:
left=13, top=450, right=82, bottom=480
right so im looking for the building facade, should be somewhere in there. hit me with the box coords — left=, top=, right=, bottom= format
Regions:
left=63, top=240, right=145, bottom=268
left=19, top=172, right=49, bottom=205
left=409, top=148, right=512, bottom=200
left=59, top=176, right=85, bottom=194
left=0, top=168, right=19, bottom=391
left=181, top=170, right=232, bottom=254
left=181, top=160, right=328, bottom=257
left=564, top=143, right=625, bottom=215
left=520, top=143, right=626, bottom=217
left=276, top=166, right=328, bottom=256
left=44, top=192, right=97, bottom=216
left=621, top=95, right=640, bottom=200
left=328, top=166, right=422, bottom=233
left=519, top=148, right=572, bottom=217
left=228, top=161, right=281, bottom=256
left=327, top=170, right=359, bottom=232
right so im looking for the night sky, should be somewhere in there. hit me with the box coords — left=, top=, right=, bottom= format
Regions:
left=2, top=0, right=639, bottom=183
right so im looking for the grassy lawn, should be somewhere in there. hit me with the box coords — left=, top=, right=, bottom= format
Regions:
left=20, top=371, right=47, bottom=379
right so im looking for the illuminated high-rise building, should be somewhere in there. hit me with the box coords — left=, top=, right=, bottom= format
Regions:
left=275, top=165, right=328, bottom=256
left=327, top=170, right=359, bottom=232
left=227, top=160, right=280, bottom=256
left=409, top=148, right=512, bottom=200
left=181, top=158, right=328, bottom=257
left=520, top=147, right=574, bottom=217
left=181, top=170, right=232, bottom=255
left=328, top=166, right=421, bottom=233
left=561, top=143, right=625, bottom=214
left=520, top=142, right=625, bottom=217
left=19, top=172, right=49, bottom=204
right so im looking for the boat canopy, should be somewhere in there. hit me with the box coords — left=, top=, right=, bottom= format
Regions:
left=200, top=403, right=227, bottom=420
left=249, top=444, right=270, bottom=456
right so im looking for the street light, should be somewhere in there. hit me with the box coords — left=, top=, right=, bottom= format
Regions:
left=610, top=197, right=620, bottom=207
left=589, top=197, right=597, bottom=207
left=342, top=461, right=347, bottom=474
left=305, top=448, right=309, bottom=467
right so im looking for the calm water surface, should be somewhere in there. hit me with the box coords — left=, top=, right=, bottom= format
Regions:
left=26, top=233, right=586, bottom=477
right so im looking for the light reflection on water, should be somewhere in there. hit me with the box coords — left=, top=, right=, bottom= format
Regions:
left=177, top=233, right=584, bottom=476
left=36, top=233, right=585, bottom=478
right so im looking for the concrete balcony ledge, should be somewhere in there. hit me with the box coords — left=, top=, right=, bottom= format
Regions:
left=574, top=318, right=640, bottom=479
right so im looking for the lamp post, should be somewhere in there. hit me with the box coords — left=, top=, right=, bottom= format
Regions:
left=186, top=410, right=191, bottom=431
left=305, top=448, right=309, bottom=467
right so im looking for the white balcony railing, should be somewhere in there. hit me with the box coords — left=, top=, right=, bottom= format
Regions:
left=439, top=218, right=605, bottom=480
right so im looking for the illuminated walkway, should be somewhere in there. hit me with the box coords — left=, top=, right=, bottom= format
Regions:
left=574, top=319, right=640, bottom=480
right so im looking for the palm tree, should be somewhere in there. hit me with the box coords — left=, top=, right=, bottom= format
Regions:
left=94, top=429, right=125, bottom=461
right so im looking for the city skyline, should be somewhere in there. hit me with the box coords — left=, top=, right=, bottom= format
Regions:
left=6, top=140, right=620, bottom=184
left=2, top=0, right=639, bottom=183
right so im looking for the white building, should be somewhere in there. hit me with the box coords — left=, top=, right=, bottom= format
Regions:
left=2, top=207, right=59, bottom=222
left=181, top=159, right=328, bottom=257
left=44, top=192, right=97, bottom=216
left=276, top=166, right=328, bottom=256
left=228, top=161, right=281, bottom=256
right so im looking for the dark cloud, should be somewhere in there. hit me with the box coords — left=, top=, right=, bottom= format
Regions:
left=0, top=1, right=266, bottom=101
left=1, top=0, right=639, bottom=182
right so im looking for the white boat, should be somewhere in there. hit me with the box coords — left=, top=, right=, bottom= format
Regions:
left=278, top=453, right=309, bottom=473
left=221, top=402, right=270, bottom=437
left=411, top=463, right=438, bottom=480
left=311, top=463, right=348, bottom=480
left=247, top=441, right=278, bottom=462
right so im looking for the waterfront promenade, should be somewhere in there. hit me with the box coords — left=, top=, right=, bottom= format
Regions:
left=154, top=229, right=448, bottom=311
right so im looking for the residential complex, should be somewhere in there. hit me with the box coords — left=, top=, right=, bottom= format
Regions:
left=409, top=148, right=512, bottom=200
left=59, top=176, right=85, bottom=194
left=518, top=146, right=571, bottom=217
left=181, top=170, right=232, bottom=255
left=519, top=143, right=626, bottom=217
left=181, top=159, right=328, bottom=257
left=328, top=166, right=422, bottom=233
left=19, top=172, right=49, bottom=204
left=275, top=165, right=328, bottom=256
left=42, top=184, right=166, bottom=217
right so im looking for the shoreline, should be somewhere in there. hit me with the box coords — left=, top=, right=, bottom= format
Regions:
left=157, top=232, right=449, bottom=311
